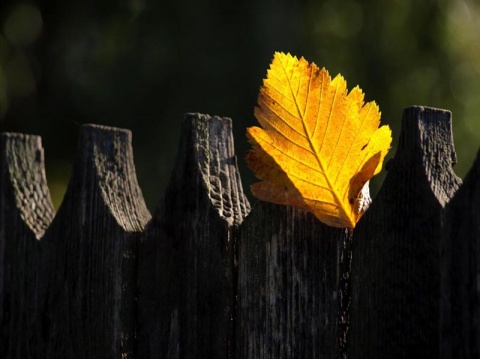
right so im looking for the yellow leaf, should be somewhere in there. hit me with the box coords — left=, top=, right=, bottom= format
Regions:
left=246, top=52, right=392, bottom=228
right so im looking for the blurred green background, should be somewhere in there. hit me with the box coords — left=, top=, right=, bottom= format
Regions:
left=0, top=0, right=479, bottom=210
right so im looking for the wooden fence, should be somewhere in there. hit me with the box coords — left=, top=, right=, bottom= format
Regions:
left=0, top=106, right=478, bottom=359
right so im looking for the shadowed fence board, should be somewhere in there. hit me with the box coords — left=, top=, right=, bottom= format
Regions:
left=43, top=125, right=151, bottom=358
left=137, top=114, right=250, bottom=359
left=348, top=106, right=461, bottom=358
left=0, top=133, right=54, bottom=358
left=441, top=149, right=480, bottom=359
left=237, top=202, right=352, bottom=358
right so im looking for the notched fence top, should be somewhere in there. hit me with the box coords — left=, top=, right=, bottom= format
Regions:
left=1, top=124, right=152, bottom=238
left=0, top=107, right=468, bottom=237
left=0, top=113, right=252, bottom=239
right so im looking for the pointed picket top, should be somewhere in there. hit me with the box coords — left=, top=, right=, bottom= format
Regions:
left=173, top=113, right=251, bottom=225
left=393, top=105, right=461, bottom=206
left=55, top=124, right=151, bottom=231
left=0, top=133, right=54, bottom=239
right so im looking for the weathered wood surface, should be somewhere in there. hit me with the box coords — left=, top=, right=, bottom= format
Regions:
left=43, top=125, right=151, bottom=358
left=0, top=133, right=54, bottom=358
left=137, top=114, right=250, bottom=359
left=348, top=106, right=461, bottom=358
left=0, top=126, right=151, bottom=358
left=237, top=202, right=352, bottom=359
left=1, top=107, right=480, bottom=359
left=441, top=149, right=480, bottom=359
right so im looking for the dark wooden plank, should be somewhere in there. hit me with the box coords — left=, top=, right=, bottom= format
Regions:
left=0, top=133, right=55, bottom=358
left=43, top=125, right=151, bottom=358
left=137, top=113, right=250, bottom=359
left=237, top=202, right=350, bottom=359
left=441, top=149, right=480, bottom=359
left=348, top=106, right=461, bottom=358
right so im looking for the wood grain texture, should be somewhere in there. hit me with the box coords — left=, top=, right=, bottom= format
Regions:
left=137, top=113, right=250, bottom=359
left=237, top=202, right=350, bottom=359
left=43, top=124, right=150, bottom=358
left=441, top=149, right=480, bottom=359
left=0, top=133, right=54, bottom=358
left=348, top=106, right=461, bottom=358
left=2, top=106, right=479, bottom=358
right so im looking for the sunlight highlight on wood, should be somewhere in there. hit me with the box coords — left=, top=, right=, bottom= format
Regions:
left=246, top=52, right=392, bottom=228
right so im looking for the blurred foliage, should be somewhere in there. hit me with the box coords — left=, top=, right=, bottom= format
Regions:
left=0, top=0, right=479, bottom=210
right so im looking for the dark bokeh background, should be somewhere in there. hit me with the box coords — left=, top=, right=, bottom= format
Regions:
left=0, top=0, right=479, bottom=210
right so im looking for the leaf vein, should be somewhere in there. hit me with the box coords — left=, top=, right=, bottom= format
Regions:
left=333, top=104, right=372, bottom=185
left=256, top=135, right=324, bottom=175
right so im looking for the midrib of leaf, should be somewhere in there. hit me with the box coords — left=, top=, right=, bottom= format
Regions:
left=260, top=90, right=311, bottom=150
left=280, top=59, right=350, bottom=223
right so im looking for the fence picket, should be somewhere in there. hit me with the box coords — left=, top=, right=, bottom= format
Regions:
left=237, top=202, right=351, bottom=358
left=42, top=125, right=150, bottom=358
left=137, top=114, right=250, bottom=359
left=348, top=106, right=461, bottom=358
left=0, top=133, right=54, bottom=358
left=441, top=149, right=480, bottom=359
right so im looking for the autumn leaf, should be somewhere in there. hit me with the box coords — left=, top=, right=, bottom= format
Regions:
left=246, top=52, right=392, bottom=228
